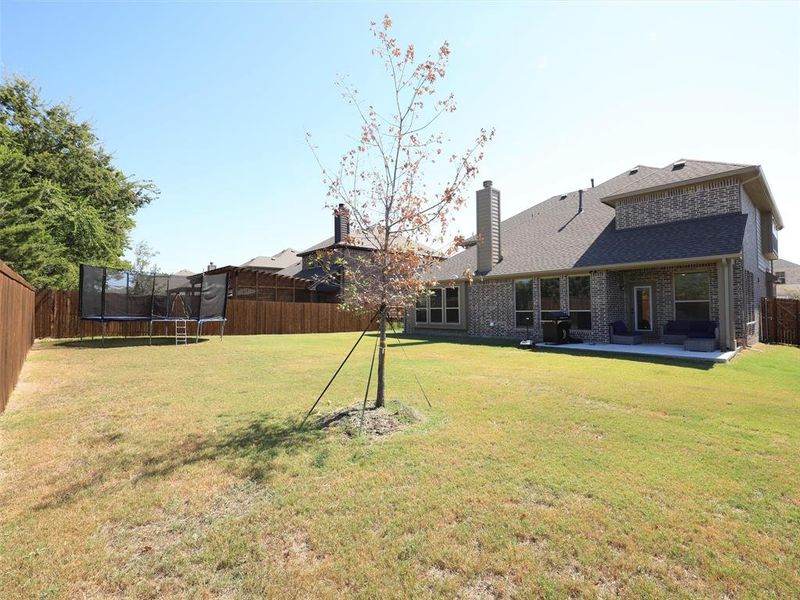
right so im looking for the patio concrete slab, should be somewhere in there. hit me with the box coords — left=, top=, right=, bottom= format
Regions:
left=540, top=342, right=737, bottom=363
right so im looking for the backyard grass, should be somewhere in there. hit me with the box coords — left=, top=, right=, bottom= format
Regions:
left=1, top=334, right=799, bottom=599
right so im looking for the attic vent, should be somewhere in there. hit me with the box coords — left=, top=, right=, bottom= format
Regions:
left=672, top=160, right=686, bottom=170
left=629, top=167, right=638, bottom=175
left=560, top=194, right=567, bottom=200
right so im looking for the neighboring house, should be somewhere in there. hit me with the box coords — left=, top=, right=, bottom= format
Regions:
left=239, top=249, right=299, bottom=273
left=774, top=258, right=800, bottom=298
left=405, top=159, right=783, bottom=351
left=188, top=266, right=337, bottom=303
left=192, top=250, right=337, bottom=303
left=278, top=204, right=436, bottom=301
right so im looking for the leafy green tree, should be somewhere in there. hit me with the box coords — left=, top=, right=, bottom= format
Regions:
left=0, top=76, right=158, bottom=288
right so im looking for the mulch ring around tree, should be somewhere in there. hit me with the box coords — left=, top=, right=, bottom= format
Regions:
left=316, top=400, right=423, bottom=438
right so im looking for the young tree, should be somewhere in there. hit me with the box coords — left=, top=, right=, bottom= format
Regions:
left=309, top=16, right=493, bottom=408
left=0, top=76, right=158, bottom=289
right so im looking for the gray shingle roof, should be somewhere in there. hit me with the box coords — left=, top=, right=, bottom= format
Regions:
left=239, top=248, right=299, bottom=270
left=432, top=160, right=751, bottom=281
left=573, top=213, right=747, bottom=268
left=297, top=228, right=437, bottom=257
left=601, top=159, right=755, bottom=203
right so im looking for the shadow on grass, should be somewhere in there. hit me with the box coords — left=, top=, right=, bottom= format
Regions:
left=53, top=337, right=210, bottom=349
left=373, top=332, right=516, bottom=350
left=34, top=415, right=324, bottom=510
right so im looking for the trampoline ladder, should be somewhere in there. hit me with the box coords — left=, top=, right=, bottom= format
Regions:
left=175, top=320, right=189, bottom=345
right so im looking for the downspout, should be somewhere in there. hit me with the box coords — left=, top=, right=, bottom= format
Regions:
left=722, top=258, right=736, bottom=351
left=718, top=259, right=727, bottom=350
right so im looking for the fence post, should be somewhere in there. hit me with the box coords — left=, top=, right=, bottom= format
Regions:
left=795, top=299, right=800, bottom=346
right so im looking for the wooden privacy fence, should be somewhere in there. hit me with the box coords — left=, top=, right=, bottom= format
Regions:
left=760, top=297, right=800, bottom=346
left=34, top=290, right=377, bottom=339
left=1, top=260, right=35, bottom=413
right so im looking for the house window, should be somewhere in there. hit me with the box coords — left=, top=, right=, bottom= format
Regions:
left=674, top=271, right=710, bottom=320
left=568, top=275, right=592, bottom=330
left=775, top=271, right=786, bottom=284
left=445, top=287, right=460, bottom=323
left=514, top=279, right=534, bottom=328
left=415, top=296, right=427, bottom=323
left=540, top=277, right=561, bottom=321
left=430, top=288, right=443, bottom=323
left=415, top=286, right=460, bottom=325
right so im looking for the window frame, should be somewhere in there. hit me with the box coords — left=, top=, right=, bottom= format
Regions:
left=514, top=278, right=534, bottom=329
left=567, top=274, right=592, bottom=330
left=414, top=285, right=463, bottom=329
left=775, top=271, right=786, bottom=285
left=673, top=270, right=711, bottom=321
left=539, top=276, right=562, bottom=322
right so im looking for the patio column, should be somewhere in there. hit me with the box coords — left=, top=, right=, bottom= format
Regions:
left=717, top=259, right=736, bottom=351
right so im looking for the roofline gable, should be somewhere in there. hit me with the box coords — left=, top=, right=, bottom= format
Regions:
left=600, top=165, right=783, bottom=230
left=600, top=165, right=757, bottom=205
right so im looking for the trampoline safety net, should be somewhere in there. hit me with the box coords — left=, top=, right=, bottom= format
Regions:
left=79, top=264, right=228, bottom=322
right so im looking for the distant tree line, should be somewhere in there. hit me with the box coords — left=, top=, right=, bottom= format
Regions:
left=0, top=76, right=158, bottom=289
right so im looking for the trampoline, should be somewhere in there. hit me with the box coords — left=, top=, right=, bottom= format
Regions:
left=79, top=264, right=229, bottom=344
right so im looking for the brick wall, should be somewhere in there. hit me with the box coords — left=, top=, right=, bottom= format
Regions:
left=406, top=263, right=722, bottom=344
left=615, top=178, right=740, bottom=230
left=467, top=279, right=516, bottom=338
left=621, top=264, right=719, bottom=338
left=458, top=272, right=616, bottom=342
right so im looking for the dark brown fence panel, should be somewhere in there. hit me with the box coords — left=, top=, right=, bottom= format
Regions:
left=34, top=290, right=377, bottom=339
left=1, top=260, right=35, bottom=413
left=761, top=297, right=800, bottom=346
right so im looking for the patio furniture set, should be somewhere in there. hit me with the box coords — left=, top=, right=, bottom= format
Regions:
left=609, top=320, right=720, bottom=352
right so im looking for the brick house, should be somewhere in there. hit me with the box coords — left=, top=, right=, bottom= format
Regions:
left=405, top=160, right=784, bottom=351
left=279, top=204, right=436, bottom=305
left=773, top=258, right=800, bottom=298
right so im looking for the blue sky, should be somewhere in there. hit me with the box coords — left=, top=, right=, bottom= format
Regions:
left=2, top=1, right=798, bottom=272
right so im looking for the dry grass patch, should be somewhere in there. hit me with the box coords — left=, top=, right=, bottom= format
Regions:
left=1, top=334, right=799, bottom=598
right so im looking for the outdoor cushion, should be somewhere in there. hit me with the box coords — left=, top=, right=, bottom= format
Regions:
left=611, top=320, right=628, bottom=335
left=687, top=321, right=717, bottom=339
left=689, top=320, right=709, bottom=333
left=688, top=331, right=716, bottom=339
left=665, top=320, right=691, bottom=335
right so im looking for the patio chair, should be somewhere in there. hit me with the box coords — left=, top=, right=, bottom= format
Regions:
left=609, top=320, right=643, bottom=345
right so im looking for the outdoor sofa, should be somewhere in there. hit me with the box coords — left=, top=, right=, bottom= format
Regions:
left=609, top=320, right=643, bottom=345
left=663, top=320, right=719, bottom=351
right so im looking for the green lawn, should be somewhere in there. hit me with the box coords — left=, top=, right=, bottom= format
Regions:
left=1, top=334, right=798, bottom=599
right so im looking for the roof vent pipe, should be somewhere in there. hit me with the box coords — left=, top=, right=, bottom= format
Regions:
left=578, top=189, right=583, bottom=214
left=591, top=178, right=594, bottom=188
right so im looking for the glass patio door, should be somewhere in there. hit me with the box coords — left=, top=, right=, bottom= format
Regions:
left=633, top=285, right=653, bottom=332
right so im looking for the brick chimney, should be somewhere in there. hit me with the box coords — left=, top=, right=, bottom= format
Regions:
left=476, top=180, right=501, bottom=273
left=334, top=203, right=350, bottom=243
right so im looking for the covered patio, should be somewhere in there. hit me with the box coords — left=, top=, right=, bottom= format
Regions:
left=541, top=341, right=737, bottom=363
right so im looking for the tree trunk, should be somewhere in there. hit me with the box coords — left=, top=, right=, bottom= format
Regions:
left=375, top=311, right=387, bottom=408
